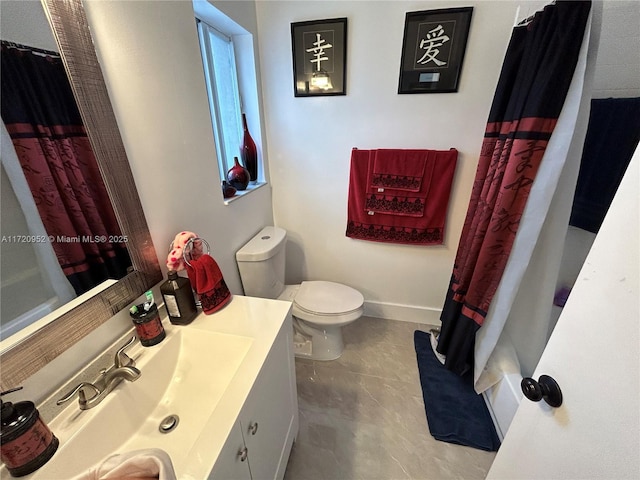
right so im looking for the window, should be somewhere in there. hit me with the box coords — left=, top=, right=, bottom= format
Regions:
left=195, top=10, right=263, bottom=199
left=197, top=20, right=243, bottom=182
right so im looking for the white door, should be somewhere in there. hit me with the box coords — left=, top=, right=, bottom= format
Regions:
left=487, top=149, right=639, bottom=479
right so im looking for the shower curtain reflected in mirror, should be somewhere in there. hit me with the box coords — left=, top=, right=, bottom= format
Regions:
left=1, top=41, right=131, bottom=299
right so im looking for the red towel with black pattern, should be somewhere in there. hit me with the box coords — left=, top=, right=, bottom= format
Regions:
left=346, top=148, right=457, bottom=245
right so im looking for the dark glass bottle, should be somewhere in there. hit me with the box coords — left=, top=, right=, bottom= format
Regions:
left=241, top=113, right=258, bottom=182
left=161, top=271, right=198, bottom=325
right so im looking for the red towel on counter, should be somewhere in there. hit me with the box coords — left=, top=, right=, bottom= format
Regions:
left=346, top=148, right=458, bottom=245
left=186, top=255, right=232, bottom=314
left=365, top=150, right=437, bottom=217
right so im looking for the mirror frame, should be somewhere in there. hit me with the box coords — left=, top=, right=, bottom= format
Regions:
left=0, top=0, right=162, bottom=390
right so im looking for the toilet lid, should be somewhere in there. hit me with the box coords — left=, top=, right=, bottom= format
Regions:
left=294, top=281, right=364, bottom=315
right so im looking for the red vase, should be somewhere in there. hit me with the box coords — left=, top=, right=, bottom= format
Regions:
left=221, top=180, right=236, bottom=198
left=227, top=157, right=250, bottom=190
left=241, top=114, right=258, bottom=182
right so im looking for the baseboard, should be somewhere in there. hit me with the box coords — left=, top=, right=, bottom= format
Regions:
left=364, top=300, right=442, bottom=325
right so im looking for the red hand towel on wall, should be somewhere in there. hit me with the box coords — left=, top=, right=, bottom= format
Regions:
left=346, top=148, right=458, bottom=245
left=186, top=255, right=232, bottom=314
left=365, top=150, right=437, bottom=217
left=371, top=149, right=428, bottom=191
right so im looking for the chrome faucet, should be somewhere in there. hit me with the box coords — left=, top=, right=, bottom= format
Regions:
left=57, top=336, right=141, bottom=410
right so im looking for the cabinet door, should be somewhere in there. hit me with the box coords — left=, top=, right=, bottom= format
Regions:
left=208, top=420, right=251, bottom=480
left=242, top=319, right=298, bottom=480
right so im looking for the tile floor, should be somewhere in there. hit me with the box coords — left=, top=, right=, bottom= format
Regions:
left=284, top=317, right=496, bottom=480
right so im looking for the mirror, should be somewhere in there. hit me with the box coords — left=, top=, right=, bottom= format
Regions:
left=0, top=0, right=162, bottom=391
left=1, top=0, right=134, bottom=337
left=1, top=44, right=132, bottom=337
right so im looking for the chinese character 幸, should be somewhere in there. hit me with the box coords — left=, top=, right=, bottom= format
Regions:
left=306, top=33, right=333, bottom=71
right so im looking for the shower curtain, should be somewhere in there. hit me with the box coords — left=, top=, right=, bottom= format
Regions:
left=436, top=1, right=593, bottom=379
left=1, top=41, right=131, bottom=295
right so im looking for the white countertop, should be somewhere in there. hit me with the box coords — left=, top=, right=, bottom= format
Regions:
left=177, top=295, right=292, bottom=479
left=0, top=295, right=292, bottom=480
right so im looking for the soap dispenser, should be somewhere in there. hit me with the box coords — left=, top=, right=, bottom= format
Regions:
left=160, top=270, right=198, bottom=325
left=1, top=387, right=59, bottom=477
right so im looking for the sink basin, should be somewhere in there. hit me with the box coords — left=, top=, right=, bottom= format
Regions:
left=27, top=327, right=253, bottom=478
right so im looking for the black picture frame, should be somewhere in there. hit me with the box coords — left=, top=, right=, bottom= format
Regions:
left=398, top=7, right=473, bottom=94
left=291, top=18, right=347, bottom=97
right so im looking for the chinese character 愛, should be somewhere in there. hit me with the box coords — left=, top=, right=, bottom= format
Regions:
left=417, top=24, right=450, bottom=67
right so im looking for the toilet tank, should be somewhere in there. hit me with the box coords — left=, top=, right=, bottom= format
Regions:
left=236, top=226, right=287, bottom=299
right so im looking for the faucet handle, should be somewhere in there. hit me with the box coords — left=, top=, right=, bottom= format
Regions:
left=56, top=382, right=100, bottom=407
left=114, top=336, right=137, bottom=368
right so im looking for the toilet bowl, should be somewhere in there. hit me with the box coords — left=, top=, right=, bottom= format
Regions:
left=236, top=226, right=364, bottom=360
left=278, top=282, right=364, bottom=360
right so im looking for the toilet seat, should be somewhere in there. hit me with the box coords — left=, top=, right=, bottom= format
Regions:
left=292, top=281, right=364, bottom=325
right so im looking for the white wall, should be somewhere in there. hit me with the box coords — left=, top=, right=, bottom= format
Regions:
left=83, top=0, right=274, bottom=294
left=256, top=0, right=523, bottom=323
left=0, top=0, right=58, bottom=51
left=592, top=0, right=640, bottom=99
left=256, top=0, right=639, bottom=324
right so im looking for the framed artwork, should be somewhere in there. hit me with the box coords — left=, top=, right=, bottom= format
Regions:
left=291, top=17, right=347, bottom=97
left=398, top=7, right=473, bottom=94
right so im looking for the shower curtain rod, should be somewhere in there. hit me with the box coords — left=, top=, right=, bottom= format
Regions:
left=1, top=40, right=60, bottom=58
left=514, top=1, right=557, bottom=27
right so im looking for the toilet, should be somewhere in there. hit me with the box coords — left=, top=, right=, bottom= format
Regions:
left=236, top=226, right=364, bottom=360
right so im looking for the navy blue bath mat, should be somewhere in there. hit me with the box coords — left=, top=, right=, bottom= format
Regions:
left=414, top=330, right=500, bottom=451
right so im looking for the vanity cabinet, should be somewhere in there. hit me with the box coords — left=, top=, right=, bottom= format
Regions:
left=209, top=420, right=252, bottom=479
left=209, top=318, right=298, bottom=480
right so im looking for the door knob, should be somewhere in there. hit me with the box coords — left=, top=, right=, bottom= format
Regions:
left=521, top=374, right=563, bottom=407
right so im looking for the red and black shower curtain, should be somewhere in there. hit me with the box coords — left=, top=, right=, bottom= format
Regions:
left=436, top=1, right=592, bottom=376
left=1, top=41, right=131, bottom=295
